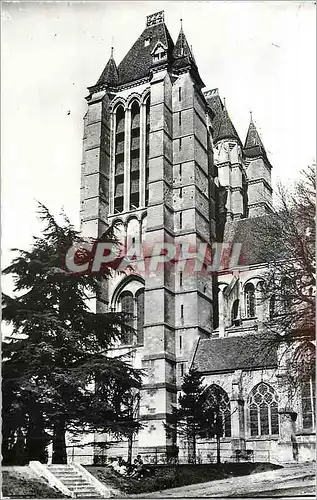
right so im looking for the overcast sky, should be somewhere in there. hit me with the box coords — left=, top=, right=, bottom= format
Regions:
left=2, top=1, right=316, bottom=274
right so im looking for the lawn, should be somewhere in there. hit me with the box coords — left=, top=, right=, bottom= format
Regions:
left=86, top=462, right=282, bottom=495
left=2, top=471, right=69, bottom=498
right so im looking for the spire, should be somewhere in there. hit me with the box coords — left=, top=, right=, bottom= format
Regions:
left=96, top=47, right=119, bottom=87
left=214, top=105, right=241, bottom=144
left=173, top=20, right=193, bottom=59
left=244, top=114, right=265, bottom=151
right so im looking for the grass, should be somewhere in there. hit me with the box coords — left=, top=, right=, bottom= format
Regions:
left=86, top=462, right=282, bottom=495
left=2, top=471, right=69, bottom=498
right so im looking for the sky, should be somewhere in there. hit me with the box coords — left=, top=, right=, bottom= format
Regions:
left=2, top=0, right=316, bottom=276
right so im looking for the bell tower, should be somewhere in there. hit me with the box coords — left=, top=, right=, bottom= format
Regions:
left=80, top=11, right=217, bottom=462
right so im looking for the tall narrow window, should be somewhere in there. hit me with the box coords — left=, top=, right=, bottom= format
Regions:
left=180, top=271, right=183, bottom=288
left=179, top=111, right=182, bottom=127
left=179, top=187, right=183, bottom=199
left=119, top=291, right=134, bottom=344
left=179, top=138, right=182, bottom=150
left=180, top=304, right=184, bottom=319
left=145, top=98, right=150, bottom=207
left=179, top=87, right=182, bottom=101
left=136, top=289, right=144, bottom=345
left=114, top=106, right=125, bottom=213
left=180, top=363, right=184, bottom=377
left=281, top=277, right=292, bottom=311
left=179, top=335, right=182, bottom=350
left=295, top=343, right=316, bottom=430
left=245, top=283, right=256, bottom=317
left=231, top=299, right=239, bottom=326
left=269, top=295, right=275, bottom=319
left=179, top=163, right=182, bottom=179
left=248, top=383, right=279, bottom=436
left=180, top=212, right=183, bottom=229
left=205, top=385, right=231, bottom=438
left=130, top=101, right=140, bottom=210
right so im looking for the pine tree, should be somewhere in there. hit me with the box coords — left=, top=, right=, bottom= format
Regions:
left=166, top=368, right=208, bottom=464
left=2, top=204, right=142, bottom=464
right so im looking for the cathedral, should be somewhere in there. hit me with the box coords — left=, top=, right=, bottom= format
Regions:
left=78, top=11, right=315, bottom=465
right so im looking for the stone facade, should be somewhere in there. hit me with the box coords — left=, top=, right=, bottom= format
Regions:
left=77, top=11, right=315, bottom=465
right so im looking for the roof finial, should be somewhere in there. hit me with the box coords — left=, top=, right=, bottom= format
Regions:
left=250, top=110, right=253, bottom=122
left=223, top=97, right=226, bottom=109
left=111, top=36, right=115, bottom=58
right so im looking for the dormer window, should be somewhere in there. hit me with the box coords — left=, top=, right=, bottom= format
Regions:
left=144, top=38, right=151, bottom=47
left=151, top=41, right=167, bottom=63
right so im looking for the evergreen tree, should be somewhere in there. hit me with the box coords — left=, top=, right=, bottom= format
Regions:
left=2, top=204, right=142, bottom=464
left=166, top=368, right=209, bottom=464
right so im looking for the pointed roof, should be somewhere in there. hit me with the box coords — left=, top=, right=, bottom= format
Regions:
left=96, top=49, right=119, bottom=87
left=173, top=24, right=193, bottom=59
left=244, top=115, right=270, bottom=164
left=213, top=106, right=241, bottom=144
left=172, top=22, right=204, bottom=88
left=117, top=11, right=174, bottom=85
left=244, top=114, right=265, bottom=149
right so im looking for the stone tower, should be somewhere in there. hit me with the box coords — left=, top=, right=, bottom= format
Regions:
left=80, top=11, right=216, bottom=461
left=244, top=114, right=273, bottom=217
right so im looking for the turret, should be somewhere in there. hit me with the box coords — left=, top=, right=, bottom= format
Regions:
left=207, top=91, right=247, bottom=221
left=244, top=113, right=273, bottom=217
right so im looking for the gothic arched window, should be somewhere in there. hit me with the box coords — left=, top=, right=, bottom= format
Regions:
left=205, top=385, right=231, bottom=437
left=248, top=383, right=279, bottom=436
left=114, top=279, right=145, bottom=346
left=130, top=101, right=140, bottom=210
left=114, top=105, right=125, bottom=213
left=245, top=283, right=256, bottom=318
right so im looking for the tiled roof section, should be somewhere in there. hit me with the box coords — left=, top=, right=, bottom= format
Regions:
left=223, top=214, right=283, bottom=266
left=204, top=89, right=241, bottom=144
left=205, top=89, right=224, bottom=117
left=96, top=53, right=119, bottom=86
left=117, top=19, right=174, bottom=85
left=244, top=117, right=271, bottom=165
left=244, top=117, right=264, bottom=149
left=193, top=335, right=278, bottom=373
left=172, top=26, right=205, bottom=88
left=173, top=26, right=193, bottom=59
left=213, top=107, right=241, bottom=144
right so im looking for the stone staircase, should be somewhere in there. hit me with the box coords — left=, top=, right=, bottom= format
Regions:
left=29, top=461, right=112, bottom=498
left=48, top=464, right=103, bottom=498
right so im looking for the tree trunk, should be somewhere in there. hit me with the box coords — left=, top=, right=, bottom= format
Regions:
left=187, top=434, right=196, bottom=464
left=127, top=434, right=133, bottom=465
left=52, top=417, right=67, bottom=464
left=216, top=434, right=221, bottom=464
left=26, top=413, right=50, bottom=463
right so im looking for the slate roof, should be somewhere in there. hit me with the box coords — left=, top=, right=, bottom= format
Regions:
left=213, top=107, right=242, bottom=144
left=245, top=117, right=264, bottom=149
left=96, top=53, right=119, bottom=86
left=117, top=20, right=174, bottom=85
left=205, top=90, right=241, bottom=145
left=173, top=26, right=193, bottom=59
left=243, top=117, right=271, bottom=166
left=223, top=214, right=285, bottom=266
left=193, top=335, right=278, bottom=373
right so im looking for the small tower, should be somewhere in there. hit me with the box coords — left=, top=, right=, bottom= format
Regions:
left=207, top=91, right=247, bottom=221
left=244, top=114, right=273, bottom=217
